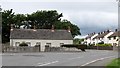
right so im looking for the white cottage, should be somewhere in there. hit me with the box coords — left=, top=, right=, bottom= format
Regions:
left=84, top=32, right=98, bottom=45
left=10, top=27, right=73, bottom=51
left=108, top=29, right=119, bottom=46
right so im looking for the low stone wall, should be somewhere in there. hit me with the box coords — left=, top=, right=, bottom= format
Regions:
left=2, top=46, right=41, bottom=53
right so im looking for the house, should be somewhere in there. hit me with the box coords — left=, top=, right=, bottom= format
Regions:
left=84, top=32, right=98, bottom=45
left=93, top=30, right=113, bottom=45
left=108, top=29, right=119, bottom=46
left=10, top=25, right=73, bottom=51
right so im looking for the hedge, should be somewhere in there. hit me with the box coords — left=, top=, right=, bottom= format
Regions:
left=96, top=44, right=112, bottom=46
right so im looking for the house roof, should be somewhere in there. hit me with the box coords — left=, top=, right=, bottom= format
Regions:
left=10, top=29, right=73, bottom=40
left=85, top=34, right=95, bottom=39
left=93, top=32, right=110, bottom=39
left=108, top=31, right=120, bottom=37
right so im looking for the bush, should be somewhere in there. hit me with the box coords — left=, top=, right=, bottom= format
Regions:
left=96, top=44, right=112, bottom=46
left=19, top=42, right=28, bottom=47
left=98, top=41, right=104, bottom=44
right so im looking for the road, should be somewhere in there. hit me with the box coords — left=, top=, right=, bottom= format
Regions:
left=2, top=50, right=118, bottom=66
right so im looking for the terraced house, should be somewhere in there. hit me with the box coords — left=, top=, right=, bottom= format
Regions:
left=108, top=29, right=120, bottom=46
left=85, top=30, right=114, bottom=45
left=10, top=25, right=73, bottom=51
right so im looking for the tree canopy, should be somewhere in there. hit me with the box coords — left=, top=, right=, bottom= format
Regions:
left=2, top=9, right=81, bottom=43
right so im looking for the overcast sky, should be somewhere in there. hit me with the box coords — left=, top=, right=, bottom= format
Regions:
left=1, top=0, right=118, bottom=38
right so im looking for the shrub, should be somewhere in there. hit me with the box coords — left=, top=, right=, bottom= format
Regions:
left=19, top=42, right=28, bottom=47
left=98, top=41, right=104, bottom=44
left=96, top=44, right=112, bottom=46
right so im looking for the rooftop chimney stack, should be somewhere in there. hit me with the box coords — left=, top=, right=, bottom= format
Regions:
left=68, top=26, right=71, bottom=32
left=33, top=25, right=36, bottom=31
left=51, top=25, right=55, bottom=32
left=115, top=29, right=118, bottom=32
left=107, top=30, right=110, bottom=32
left=10, top=24, right=14, bottom=31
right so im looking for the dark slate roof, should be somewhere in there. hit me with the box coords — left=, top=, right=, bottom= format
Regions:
left=108, top=31, right=120, bottom=37
left=10, top=29, right=73, bottom=40
left=94, top=32, right=109, bottom=39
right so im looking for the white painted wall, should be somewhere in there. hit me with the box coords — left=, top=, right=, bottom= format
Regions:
left=108, top=37, right=119, bottom=46
left=84, top=34, right=98, bottom=45
left=10, top=39, right=73, bottom=51
left=104, top=32, right=114, bottom=44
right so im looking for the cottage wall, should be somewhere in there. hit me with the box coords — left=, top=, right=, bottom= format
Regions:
left=10, top=39, right=73, bottom=51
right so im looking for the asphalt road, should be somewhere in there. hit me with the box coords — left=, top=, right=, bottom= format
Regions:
left=2, top=50, right=118, bottom=66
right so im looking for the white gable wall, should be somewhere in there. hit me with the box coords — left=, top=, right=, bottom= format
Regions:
left=10, top=39, right=73, bottom=51
left=104, top=32, right=114, bottom=44
left=91, top=34, right=98, bottom=45
left=108, top=37, right=119, bottom=46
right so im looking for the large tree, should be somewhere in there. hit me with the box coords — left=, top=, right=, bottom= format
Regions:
left=2, top=9, right=81, bottom=43
left=2, top=9, right=15, bottom=43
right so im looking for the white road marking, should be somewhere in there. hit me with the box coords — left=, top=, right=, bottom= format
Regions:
left=81, top=56, right=116, bottom=66
left=37, top=61, right=59, bottom=66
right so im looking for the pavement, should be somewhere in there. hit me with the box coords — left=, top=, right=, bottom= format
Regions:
left=1, top=50, right=118, bottom=67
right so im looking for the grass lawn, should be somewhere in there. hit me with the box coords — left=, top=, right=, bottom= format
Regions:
left=106, top=58, right=120, bottom=68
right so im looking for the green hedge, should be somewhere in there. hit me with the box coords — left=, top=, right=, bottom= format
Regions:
left=96, top=44, right=112, bottom=46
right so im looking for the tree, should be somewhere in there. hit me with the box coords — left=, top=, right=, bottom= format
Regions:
left=55, top=19, right=81, bottom=37
left=2, top=9, right=15, bottom=43
left=26, top=10, right=62, bottom=29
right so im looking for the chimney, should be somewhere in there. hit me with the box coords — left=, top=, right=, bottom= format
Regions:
left=51, top=25, right=55, bottom=32
left=104, top=31, right=106, bottom=33
left=33, top=25, right=36, bottom=31
left=98, top=32, right=100, bottom=35
left=107, top=30, right=110, bottom=32
left=10, top=24, right=14, bottom=31
left=115, top=29, right=118, bottom=32
left=94, top=32, right=95, bottom=34
left=68, top=26, right=71, bottom=32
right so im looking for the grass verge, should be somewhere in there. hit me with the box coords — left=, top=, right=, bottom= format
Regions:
left=106, top=58, right=120, bottom=68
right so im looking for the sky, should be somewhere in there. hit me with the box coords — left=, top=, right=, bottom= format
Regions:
left=1, top=0, right=118, bottom=38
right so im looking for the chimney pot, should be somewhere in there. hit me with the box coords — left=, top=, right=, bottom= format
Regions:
left=51, top=25, right=55, bottom=32
left=68, top=26, right=71, bottom=32
left=10, top=24, right=14, bottom=31
left=115, top=29, right=117, bottom=32
left=33, top=25, right=36, bottom=31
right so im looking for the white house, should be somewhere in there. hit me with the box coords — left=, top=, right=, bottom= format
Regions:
left=108, top=29, right=119, bottom=46
left=84, top=32, right=98, bottom=45
left=93, top=30, right=113, bottom=45
left=10, top=26, right=73, bottom=51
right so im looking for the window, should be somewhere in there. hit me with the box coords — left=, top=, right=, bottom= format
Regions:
left=26, top=42, right=31, bottom=46
left=60, top=43, right=64, bottom=45
left=15, top=42, right=20, bottom=46
left=36, top=42, right=41, bottom=45
left=46, top=43, right=51, bottom=47
left=109, top=38, right=111, bottom=40
left=113, top=37, right=116, bottom=40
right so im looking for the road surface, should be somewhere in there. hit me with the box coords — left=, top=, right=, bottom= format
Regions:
left=2, top=50, right=118, bottom=66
